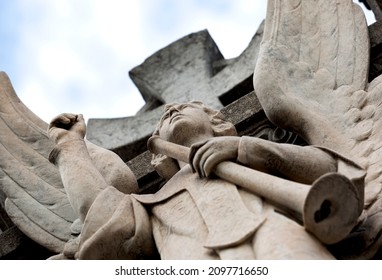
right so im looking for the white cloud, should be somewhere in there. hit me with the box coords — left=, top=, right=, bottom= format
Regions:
left=1, top=0, right=375, bottom=124
left=10, top=0, right=151, bottom=122
left=7, top=0, right=263, bottom=122
left=8, top=0, right=266, bottom=122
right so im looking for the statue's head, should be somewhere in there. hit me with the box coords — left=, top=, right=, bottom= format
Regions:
left=151, top=101, right=237, bottom=179
left=153, top=101, right=236, bottom=141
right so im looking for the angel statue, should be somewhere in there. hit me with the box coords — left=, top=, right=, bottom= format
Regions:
left=0, top=0, right=381, bottom=260
left=45, top=100, right=365, bottom=259
left=0, top=77, right=365, bottom=259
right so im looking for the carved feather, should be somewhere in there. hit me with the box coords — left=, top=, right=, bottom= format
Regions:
left=0, top=72, right=76, bottom=253
left=0, top=71, right=139, bottom=255
left=255, top=0, right=382, bottom=258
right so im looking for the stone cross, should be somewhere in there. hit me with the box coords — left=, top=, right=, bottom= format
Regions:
left=86, top=24, right=265, bottom=161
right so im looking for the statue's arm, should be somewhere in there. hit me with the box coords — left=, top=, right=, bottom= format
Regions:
left=190, top=136, right=337, bottom=184
left=48, top=113, right=107, bottom=222
left=236, top=136, right=337, bottom=184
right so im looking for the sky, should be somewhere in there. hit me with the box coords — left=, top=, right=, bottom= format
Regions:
left=0, top=0, right=376, bottom=123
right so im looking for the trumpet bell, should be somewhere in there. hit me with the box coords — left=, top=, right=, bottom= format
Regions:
left=304, top=172, right=362, bottom=245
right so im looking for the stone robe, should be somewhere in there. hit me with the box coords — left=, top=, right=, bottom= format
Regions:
left=77, top=143, right=363, bottom=259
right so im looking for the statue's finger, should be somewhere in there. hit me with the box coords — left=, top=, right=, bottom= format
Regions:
left=189, top=141, right=207, bottom=173
left=199, top=149, right=216, bottom=178
left=194, top=143, right=217, bottom=178
left=204, top=154, right=216, bottom=178
left=189, top=145, right=198, bottom=173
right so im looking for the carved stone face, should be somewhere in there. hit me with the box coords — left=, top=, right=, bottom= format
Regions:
left=158, top=103, right=214, bottom=146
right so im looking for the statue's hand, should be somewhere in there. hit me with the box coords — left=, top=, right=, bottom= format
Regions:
left=189, top=136, right=240, bottom=178
left=48, top=113, right=86, bottom=145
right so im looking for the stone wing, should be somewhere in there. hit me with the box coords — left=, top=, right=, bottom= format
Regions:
left=254, top=0, right=382, bottom=259
left=0, top=72, right=76, bottom=253
left=254, top=0, right=369, bottom=151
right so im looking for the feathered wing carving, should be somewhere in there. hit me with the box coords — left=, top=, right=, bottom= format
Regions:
left=254, top=0, right=369, bottom=149
left=254, top=0, right=382, bottom=258
left=0, top=72, right=76, bottom=253
left=0, top=71, right=139, bottom=255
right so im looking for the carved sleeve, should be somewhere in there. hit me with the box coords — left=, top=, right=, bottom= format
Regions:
left=237, top=136, right=338, bottom=184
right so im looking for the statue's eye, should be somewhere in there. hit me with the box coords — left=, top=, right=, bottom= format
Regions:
left=178, top=105, right=188, bottom=110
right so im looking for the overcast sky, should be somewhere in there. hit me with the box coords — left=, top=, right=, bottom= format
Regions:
left=0, top=0, right=375, bottom=123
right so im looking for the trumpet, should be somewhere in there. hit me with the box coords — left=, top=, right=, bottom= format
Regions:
left=148, top=136, right=363, bottom=245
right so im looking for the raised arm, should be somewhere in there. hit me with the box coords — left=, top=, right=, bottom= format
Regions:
left=48, top=113, right=108, bottom=222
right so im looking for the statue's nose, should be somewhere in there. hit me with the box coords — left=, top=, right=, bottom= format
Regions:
left=168, top=106, right=179, bottom=116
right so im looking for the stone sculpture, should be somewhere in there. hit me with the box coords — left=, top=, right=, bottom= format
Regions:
left=0, top=0, right=382, bottom=259
left=47, top=102, right=363, bottom=259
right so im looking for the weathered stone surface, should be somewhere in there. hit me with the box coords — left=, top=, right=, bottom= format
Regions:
left=126, top=91, right=269, bottom=193
left=87, top=109, right=161, bottom=160
left=86, top=23, right=264, bottom=161
left=0, top=226, right=23, bottom=257
left=0, top=202, right=13, bottom=233
left=126, top=91, right=305, bottom=193
left=0, top=226, right=53, bottom=259
left=130, top=30, right=224, bottom=110
left=88, top=13, right=382, bottom=162
left=68, top=100, right=363, bottom=259
left=254, top=0, right=382, bottom=259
